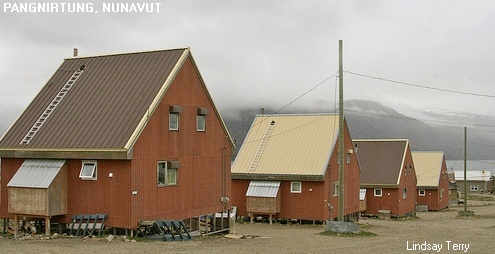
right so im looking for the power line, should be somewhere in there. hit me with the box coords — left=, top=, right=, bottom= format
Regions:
left=232, top=73, right=338, bottom=145
left=344, top=70, right=495, bottom=98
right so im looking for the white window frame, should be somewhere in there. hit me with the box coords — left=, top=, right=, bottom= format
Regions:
left=291, top=182, right=302, bottom=193
left=79, top=161, right=97, bottom=180
left=374, top=188, right=382, bottom=197
left=158, top=161, right=178, bottom=186
left=197, top=115, right=206, bottom=132
left=470, top=185, right=479, bottom=191
left=346, top=153, right=351, bottom=164
left=169, top=112, right=179, bottom=131
left=403, top=188, right=407, bottom=199
left=418, top=189, right=426, bottom=196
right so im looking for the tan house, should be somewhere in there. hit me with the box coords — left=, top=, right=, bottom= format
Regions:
left=411, top=152, right=449, bottom=211
left=231, top=114, right=361, bottom=222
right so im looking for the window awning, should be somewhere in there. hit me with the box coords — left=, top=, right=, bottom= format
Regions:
left=7, top=159, right=66, bottom=188
left=246, top=180, right=281, bottom=198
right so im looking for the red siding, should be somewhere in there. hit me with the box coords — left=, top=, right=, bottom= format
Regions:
left=130, top=56, right=232, bottom=227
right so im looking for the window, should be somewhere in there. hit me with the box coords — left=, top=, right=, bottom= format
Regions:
left=169, top=113, right=179, bottom=130
left=403, top=188, right=407, bottom=199
left=470, top=185, right=479, bottom=191
left=158, top=161, right=179, bottom=186
left=169, top=105, right=182, bottom=131
left=197, top=115, right=206, bottom=131
left=291, top=182, right=302, bottom=193
left=374, top=188, right=382, bottom=197
left=79, top=161, right=97, bottom=180
left=346, top=153, right=351, bottom=164
left=333, top=181, right=339, bottom=196
left=197, top=107, right=209, bottom=132
left=419, top=189, right=426, bottom=196
left=440, top=189, right=444, bottom=198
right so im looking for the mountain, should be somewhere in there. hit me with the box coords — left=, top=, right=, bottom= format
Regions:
left=222, top=100, right=495, bottom=160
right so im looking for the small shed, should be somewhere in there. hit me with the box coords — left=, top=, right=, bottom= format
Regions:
left=246, top=181, right=281, bottom=224
left=7, top=159, right=68, bottom=235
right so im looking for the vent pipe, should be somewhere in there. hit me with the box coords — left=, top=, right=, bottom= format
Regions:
left=73, top=48, right=78, bottom=57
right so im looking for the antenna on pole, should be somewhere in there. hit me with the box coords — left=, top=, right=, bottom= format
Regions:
left=338, top=40, right=345, bottom=221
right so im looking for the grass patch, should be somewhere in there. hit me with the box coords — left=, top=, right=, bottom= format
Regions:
left=319, top=230, right=377, bottom=238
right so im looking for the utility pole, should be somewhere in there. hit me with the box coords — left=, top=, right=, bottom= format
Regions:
left=464, top=126, right=467, bottom=212
left=459, top=126, right=473, bottom=216
left=338, top=40, right=345, bottom=221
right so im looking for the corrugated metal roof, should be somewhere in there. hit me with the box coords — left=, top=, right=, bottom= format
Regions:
left=353, top=139, right=408, bottom=185
left=7, top=159, right=66, bottom=188
left=0, top=48, right=186, bottom=150
left=412, top=151, right=444, bottom=187
left=454, top=170, right=492, bottom=181
left=246, top=180, right=281, bottom=197
left=232, top=114, right=339, bottom=177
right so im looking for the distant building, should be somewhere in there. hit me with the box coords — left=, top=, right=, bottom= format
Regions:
left=446, top=160, right=495, bottom=194
left=454, top=170, right=493, bottom=194
left=411, top=152, right=449, bottom=211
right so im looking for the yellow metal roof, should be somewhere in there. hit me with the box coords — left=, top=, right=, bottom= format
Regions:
left=412, top=151, right=444, bottom=187
left=232, top=114, right=339, bottom=177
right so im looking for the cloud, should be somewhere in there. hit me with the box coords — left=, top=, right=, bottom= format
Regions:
left=1, top=0, right=495, bottom=123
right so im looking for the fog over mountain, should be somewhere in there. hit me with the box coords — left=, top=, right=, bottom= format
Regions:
left=222, top=100, right=495, bottom=161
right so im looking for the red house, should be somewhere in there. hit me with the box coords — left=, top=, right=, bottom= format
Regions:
left=231, top=114, right=361, bottom=223
left=411, top=151, right=449, bottom=211
left=0, top=48, right=233, bottom=236
left=353, top=139, right=417, bottom=217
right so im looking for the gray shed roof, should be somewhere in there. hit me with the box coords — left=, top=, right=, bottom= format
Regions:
left=246, top=181, right=281, bottom=198
left=7, top=159, right=66, bottom=188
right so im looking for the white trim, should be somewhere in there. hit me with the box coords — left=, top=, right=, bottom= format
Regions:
left=79, top=160, right=97, bottom=180
left=125, top=48, right=190, bottom=149
left=291, top=181, right=302, bottom=193
left=419, top=189, right=426, bottom=196
left=374, top=188, right=382, bottom=197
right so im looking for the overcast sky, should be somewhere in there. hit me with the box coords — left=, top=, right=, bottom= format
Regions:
left=1, top=0, right=495, bottom=130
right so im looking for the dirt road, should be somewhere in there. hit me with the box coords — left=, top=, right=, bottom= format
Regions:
left=1, top=204, right=494, bottom=254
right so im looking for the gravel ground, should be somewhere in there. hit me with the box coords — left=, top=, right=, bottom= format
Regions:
left=1, top=203, right=494, bottom=254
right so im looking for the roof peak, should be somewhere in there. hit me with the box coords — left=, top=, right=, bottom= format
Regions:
left=65, top=47, right=189, bottom=60
left=256, top=113, right=338, bottom=117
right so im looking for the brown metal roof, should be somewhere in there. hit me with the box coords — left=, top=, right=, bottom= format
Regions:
left=0, top=48, right=190, bottom=158
left=353, top=139, right=408, bottom=185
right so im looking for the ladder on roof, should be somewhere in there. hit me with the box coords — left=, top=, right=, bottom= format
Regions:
left=20, top=67, right=85, bottom=145
left=248, top=120, right=275, bottom=172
